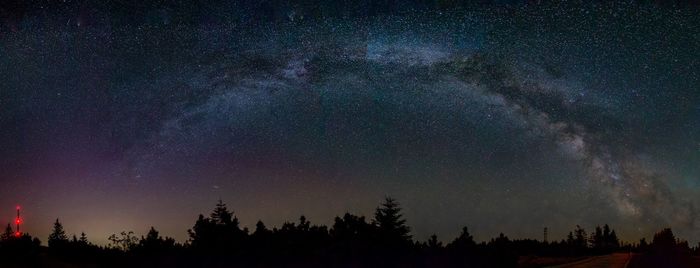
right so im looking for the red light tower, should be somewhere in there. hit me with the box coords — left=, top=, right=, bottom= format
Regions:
left=15, top=206, right=21, bottom=237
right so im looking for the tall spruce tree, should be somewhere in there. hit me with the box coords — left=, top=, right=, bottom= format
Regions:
left=48, top=218, right=68, bottom=248
left=211, top=199, right=237, bottom=226
left=373, top=197, right=411, bottom=246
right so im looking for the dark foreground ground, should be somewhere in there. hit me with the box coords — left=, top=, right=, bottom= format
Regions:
left=528, top=253, right=700, bottom=268
left=4, top=252, right=700, bottom=267
left=545, top=253, right=633, bottom=268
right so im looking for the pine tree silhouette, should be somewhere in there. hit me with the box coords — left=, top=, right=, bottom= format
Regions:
left=592, top=225, right=603, bottom=250
left=188, top=200, right=246, bottom=254
left=448, top=227, right=476, bottom=250
left=573, top=225, right=587, bottom=249
left=1, top=223, right=13, bottom=240
left=373, top=197, right=411, bottom=247
left=48, top=218, right=68, bottom=249
left=211, top=199, right=237, bottom=225
left=253, top=220, right=270, bottom=236
left=608, top=229, right=619, bottom=248
left=78, top=232, right=89, bottom=245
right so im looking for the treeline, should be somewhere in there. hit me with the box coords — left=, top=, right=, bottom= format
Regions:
left=1, top=197, right=698, bottom=267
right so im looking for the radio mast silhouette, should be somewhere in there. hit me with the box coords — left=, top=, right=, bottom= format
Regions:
left=15, top=206, right=21, bottom=237
left=543, top=227, right=548, bottom=243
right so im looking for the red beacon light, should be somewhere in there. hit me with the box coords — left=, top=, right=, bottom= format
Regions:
left=14, top=205, right=21, bottom=237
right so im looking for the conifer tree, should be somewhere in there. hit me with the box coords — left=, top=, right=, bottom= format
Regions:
left=211, top=199, right=237, bottom=226
left=1, top=223, right=13, bottom=240
left=448, top=227, right=476, bottom=249
left=189, top=200, right=246, bottom=253
left=574, top=225, right=587, bottom=249
left=254, top=220, right=269, bottom=236
left=373, top=197, right=411, bottom=246
left=48, top=218, right=69, bottom=248
left=609, top=229, right=619, bottom=248
left=78, top=232, right=89, bottom=245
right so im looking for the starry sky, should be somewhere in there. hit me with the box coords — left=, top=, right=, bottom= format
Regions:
left=1, top=1, right=699, bottom=245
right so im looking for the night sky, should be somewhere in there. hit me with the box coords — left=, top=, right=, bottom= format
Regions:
left=1, top=2, right=699, bottom=245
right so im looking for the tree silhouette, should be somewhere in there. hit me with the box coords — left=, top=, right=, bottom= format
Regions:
left=608, top=229, right=619, bottom=248
left=136, top=227, right=178, bottom=255
left=634, top=228, right=695, bottom=268
left=603, top=224, right=611, bottom=243
left=448, top=227, right=476, bottom=250
left=566, top=231, right=575, bottom=246
left=652, top=228, right=677, bottom=249
left=211, top=199, right=236, bottom=225
left=487, top=233, right=518, bottom=267
left=331, top=213, right=375, bottom=242
left=330, top=212, right=376, bottom=262
left=78, top=232, right=89, bottom=245
left=426, top=234, right=442, bottom=249
left=373, top=197, right=411, bottom=247
left=250, top=220, right=272, bottom=259
left=639, top=237, right=649, bottom=251
left=108, top=231, right=139, bottom=251
left=371, top=197, right=413, bottom=266
left=48, top=218, right=69, bottom=249
left=573, top=225, right=587, bottom=249
left=1, top=223, right=13, bottom=240
left=140, top=227, right=161, bottom=249
left=253, top=220, right=271, bottom=237
left=188, top=199, right=246, bottom=254
left=589, top=224, right=620, bottom=254
left=446, top=227, right=481, bottom=267
left=604, top=224, right=620, bottom=250
left=591, top=225, right=603, bottom=250
left=144, top=227, right=160, bottom=244
left=419, top=234, right=446, bottom=267
left=0, top=224, right=41, bottom=265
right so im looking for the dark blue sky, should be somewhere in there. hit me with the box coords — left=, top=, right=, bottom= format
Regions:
left=1, top=1, right=699, bottom=245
